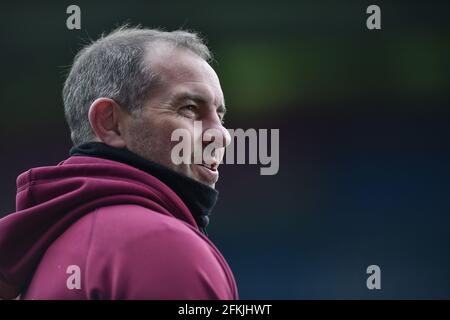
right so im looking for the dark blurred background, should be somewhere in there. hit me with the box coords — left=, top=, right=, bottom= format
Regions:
left=1, top=0, right=449, bottom=299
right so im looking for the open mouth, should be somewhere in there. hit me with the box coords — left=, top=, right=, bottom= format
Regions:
left=193, top=162, right=219, bottom=185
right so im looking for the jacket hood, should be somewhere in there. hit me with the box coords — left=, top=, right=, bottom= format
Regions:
left=0, top=156, right=198, bottom=299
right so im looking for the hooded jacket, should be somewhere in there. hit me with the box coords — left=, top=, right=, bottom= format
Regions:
left=0, top=144, right=238, bottom=300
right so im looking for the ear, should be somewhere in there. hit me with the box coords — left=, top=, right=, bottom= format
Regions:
left=88, top=98, right=127, bottom=148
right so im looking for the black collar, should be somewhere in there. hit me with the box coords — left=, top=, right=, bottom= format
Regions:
left=69, top=142, right=219, bottom=236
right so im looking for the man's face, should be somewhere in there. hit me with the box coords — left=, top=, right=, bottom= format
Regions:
left=122, top=44, right=230, bottom=188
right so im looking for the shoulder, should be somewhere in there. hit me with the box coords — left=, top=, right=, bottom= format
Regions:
left=78, top=205, right=236, bottom=299
left=89, top=204, right=199, bottom=244
left=86, top=204, right=214, bottom=262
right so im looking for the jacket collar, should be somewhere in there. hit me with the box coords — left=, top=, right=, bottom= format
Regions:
left=69, top=142, right=219, bottom=235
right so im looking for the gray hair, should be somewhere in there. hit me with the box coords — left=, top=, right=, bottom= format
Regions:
left=63, top=26, right=212, bottom=145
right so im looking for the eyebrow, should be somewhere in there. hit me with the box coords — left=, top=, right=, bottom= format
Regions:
left=172, top=92, right=227, bottom=115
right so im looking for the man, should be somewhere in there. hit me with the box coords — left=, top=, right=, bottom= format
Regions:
left=0, top=26, right=238, bottom=299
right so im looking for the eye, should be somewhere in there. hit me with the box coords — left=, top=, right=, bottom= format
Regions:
left=178, top=105, right=198, bottom=118
left=183, top=105, right=197, bottom=111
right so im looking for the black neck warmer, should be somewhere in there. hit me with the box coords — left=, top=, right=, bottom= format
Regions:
left=69, top=142, right=218, bottom=236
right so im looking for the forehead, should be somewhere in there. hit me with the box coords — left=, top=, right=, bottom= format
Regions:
left=145, top=43, right=224, bottom=105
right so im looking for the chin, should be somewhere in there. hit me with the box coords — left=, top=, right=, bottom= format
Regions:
left=191, top=174, right=216, bottom=188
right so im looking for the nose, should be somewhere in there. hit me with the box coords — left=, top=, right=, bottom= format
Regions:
left=202, top=121, right=231, bottom=149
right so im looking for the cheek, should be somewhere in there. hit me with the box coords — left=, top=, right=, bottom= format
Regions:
left=127, top=115, right=198, bottom=164
left=164, top=118, right=196, bottom=144
left=130, top=116, right=172, bottom=142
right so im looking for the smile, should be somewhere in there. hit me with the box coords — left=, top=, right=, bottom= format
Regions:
left=193, top=163, right=219, bottom=185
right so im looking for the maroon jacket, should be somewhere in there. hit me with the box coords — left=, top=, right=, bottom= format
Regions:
left=0, top=155, right=238, bottom=299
